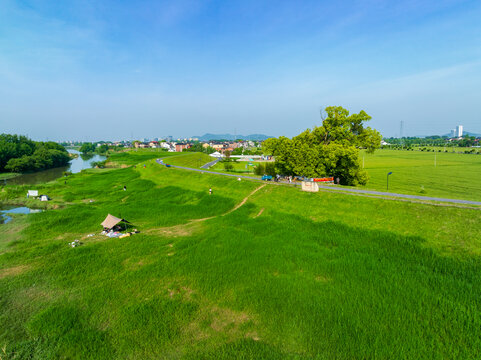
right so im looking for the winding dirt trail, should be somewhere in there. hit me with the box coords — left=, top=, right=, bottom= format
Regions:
left=147, top=184, right=266, bottom=237
left=222, top=184, right=266, bottom=217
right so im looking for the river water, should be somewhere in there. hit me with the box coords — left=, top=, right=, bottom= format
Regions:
left=0, top=206, right=43, bottom=224
left=3, top=149, right=107, bottom=185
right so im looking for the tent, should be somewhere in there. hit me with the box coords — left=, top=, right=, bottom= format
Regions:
left=40, top=195, right=50, bottom=201
left=101, top=214, right=130, bottom=230
left=27, top=190, right=38, bottom=198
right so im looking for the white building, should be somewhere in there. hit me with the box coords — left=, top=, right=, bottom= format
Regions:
left=456, top=125, right=463, bottom=138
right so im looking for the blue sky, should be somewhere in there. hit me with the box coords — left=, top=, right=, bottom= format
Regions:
left=1, top=0, right=480, bottom=140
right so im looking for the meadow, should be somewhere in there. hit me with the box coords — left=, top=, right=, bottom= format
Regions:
left=1, top=151, right=481, bottom=359
left=359, top=149, right=481, bottom=201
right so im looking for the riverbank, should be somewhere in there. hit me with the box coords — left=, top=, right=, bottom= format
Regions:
left=0, top=150, right=107, bottom=186
left=0, top=172, right=21, bottom=180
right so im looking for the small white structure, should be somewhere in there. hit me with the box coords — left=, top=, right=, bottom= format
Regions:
left=40, top=195, right=50, bottom=201
left=209, top=151, right=223, bottom=158
left=27, top=190, right=38, bottom=198
left=301, top=181, right=319, bottom=192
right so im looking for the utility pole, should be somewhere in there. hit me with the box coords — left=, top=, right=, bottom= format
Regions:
left=400, top=121, right=404, bottom=149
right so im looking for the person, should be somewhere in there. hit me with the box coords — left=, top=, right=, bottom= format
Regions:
left=209, top=187, right=212, bottom=195
left=123, top=185, right=127, bottom=191
left=336, top=177, right=340, bottom=185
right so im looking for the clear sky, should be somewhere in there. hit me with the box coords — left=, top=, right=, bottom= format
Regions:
left=1, top=0, right=480, bottom=141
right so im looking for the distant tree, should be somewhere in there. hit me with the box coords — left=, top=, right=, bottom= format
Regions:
left=80, top=142, right=96, bottom=154
left=95, top=144, right=109, bottom=154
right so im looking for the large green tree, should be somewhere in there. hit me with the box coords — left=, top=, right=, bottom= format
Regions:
left=262, top=106, right=382, bottom=185
left=0, top=135, right=70, bottom=173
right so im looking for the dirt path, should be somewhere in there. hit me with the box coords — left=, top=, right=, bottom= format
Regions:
left=222, top=184, right=266, bottom=216
left=148, top=184, right=266, bottom=237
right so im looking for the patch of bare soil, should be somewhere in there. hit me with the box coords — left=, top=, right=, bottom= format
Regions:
left=0, top=265, right=30, bottom=279
left=122, top=256, right=156, bottom=270
left=146, top=221, right=204, bottom=238
left=315, top=275, right=331, bottom=283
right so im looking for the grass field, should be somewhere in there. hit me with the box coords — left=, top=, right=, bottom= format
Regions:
left=1, top=151, right=481, bottom=358
left=359, top=149, right=481, bottom=201
left=210, top=160, right=259, bottom=174
left=165, top=153, right=213, bottom=168
left=164, top=152, right=260, bottom=175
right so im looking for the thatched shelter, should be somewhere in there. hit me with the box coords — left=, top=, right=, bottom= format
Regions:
left=101, top=214, right=130, bottom=230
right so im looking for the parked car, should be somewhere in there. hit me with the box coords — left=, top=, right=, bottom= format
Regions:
left=262, top=175, right=273, bottom=181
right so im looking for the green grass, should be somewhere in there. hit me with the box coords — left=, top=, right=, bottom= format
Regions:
left=1, top=152, right=481, bottom=358
left=359, top=149, right=481, bottom=201
left=107, top=149, right=174, bottom=167
left=165, top=153, right=213, bottom=168
left=210, top=159, right=260, bottom=174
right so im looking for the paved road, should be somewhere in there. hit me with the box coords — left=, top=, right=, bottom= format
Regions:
left=156, top=159, right=481, bottom=206
left=200, top=157, right=221, bottom=169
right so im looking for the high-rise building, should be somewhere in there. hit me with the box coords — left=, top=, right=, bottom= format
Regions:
left=456, top=125, right=463, bottom=138
left=450, top=129, right=456, bottom=138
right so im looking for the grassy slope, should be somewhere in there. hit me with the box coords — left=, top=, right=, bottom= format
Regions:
left=165, top=153, right=213, bottom=168
left=211, top=160, right=259, bottom=174
left=1, top=153, right=481, bottom=358
left=359, top=149, right=481, bottom=201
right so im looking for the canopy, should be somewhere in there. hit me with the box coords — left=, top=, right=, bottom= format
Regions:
left=101, top=214, right=129, bottom=229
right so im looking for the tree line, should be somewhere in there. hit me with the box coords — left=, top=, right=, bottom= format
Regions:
left=0, top=134, right=70, bottom=173
left=386, top=136, right=479, bottom=147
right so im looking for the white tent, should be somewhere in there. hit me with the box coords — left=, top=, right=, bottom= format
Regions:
left=40, top=195, right=50, bottom=201
left=27, top=190, right=38, bottom=197
left=209, top=151, right=223, bottom=158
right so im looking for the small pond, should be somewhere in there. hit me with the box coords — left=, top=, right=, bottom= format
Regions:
left=0, top=206, right=43, bottom=224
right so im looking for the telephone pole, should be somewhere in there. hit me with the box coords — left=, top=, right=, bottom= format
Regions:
left=400, top=121, right=404, bottom=149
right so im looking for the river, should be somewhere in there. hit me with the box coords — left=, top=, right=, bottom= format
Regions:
left=3, top=149, right=107, bottom=185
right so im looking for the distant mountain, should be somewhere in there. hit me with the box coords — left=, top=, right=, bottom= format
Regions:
left=193, top=133, right=272, bottom=141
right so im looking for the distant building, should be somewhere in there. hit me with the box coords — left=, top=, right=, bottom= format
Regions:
left=456, top=125, right=463, bottom=138
left=450, top=129, right=456, bottom=138
left=149, top=141, right=160, bottom=148
left=175, top=143, right=190, bottom=152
